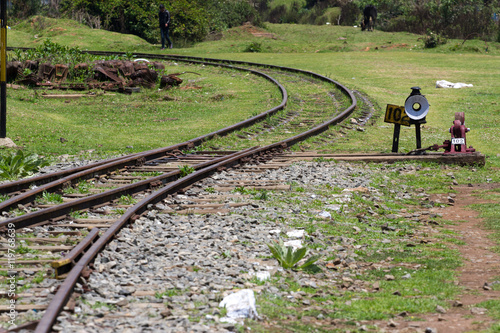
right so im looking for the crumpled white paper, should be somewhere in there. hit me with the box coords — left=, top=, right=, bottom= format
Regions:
left=436, top=80, right=473, bottom=89
left=219, top=289, right=259, bottom=323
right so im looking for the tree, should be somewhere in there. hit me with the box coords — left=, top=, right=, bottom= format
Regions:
left=9, top=0, right=41, bottom=19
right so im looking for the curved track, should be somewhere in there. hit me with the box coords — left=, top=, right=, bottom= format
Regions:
left=0, top=52, right=356, bottom=333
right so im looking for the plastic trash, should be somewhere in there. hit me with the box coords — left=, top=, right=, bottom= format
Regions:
left=436, top=80, right=473, bottom=89
left=219, top=289, right=259, bottom=322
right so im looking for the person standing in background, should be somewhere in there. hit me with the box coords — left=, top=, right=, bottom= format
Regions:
left=159, top=4, right=172, bottom=49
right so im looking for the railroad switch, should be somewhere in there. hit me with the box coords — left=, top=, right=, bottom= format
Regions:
left=429, top=112, right=476, bottom=154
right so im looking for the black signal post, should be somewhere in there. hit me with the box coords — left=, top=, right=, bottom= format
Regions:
left=0, top=0, right=6, bottom=138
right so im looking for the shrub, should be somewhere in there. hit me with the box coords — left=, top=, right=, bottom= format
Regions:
left=423, top=31, right=447, bottom=48
left=244, top=42, right=262, bottom=52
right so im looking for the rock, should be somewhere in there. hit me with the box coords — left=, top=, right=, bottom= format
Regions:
left=470, top=307, right=488, bottom=315
left=384, top=275, right=395, bottom=281
left=436, top=305, right=446, bottom=314
left=286, top=230, right=305, bottom=238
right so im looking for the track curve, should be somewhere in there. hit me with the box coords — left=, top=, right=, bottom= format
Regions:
left=1, top=50, right=357, bottom=333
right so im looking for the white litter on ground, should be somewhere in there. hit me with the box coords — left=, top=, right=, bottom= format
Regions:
left=219, top=289, right=259, bottom=323
left=283, top=239, right=303, bottom=250
left=286, top=230, right=305, bottom=238
left=436, top=80, right=473, bottom=89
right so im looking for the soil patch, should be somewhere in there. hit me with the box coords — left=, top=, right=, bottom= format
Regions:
left=382, top=183, right=500, bottom=332
left=241, top=23, right=276, bottom=39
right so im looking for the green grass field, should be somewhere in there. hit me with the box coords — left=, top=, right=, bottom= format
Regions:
left=7, top=18, right=499, bottom=164
left=3, top=17, right=500, bottom=332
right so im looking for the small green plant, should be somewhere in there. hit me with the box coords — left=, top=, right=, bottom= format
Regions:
left=118, top=194, right=137, bottom=205
left=267, top=239, right=321, bottom=270
left=36, top=191, right=63, bottom=205
left=0, top=150, right=50, bottom=180
left=221, top=250, right=232, bottom=258
left=253, top=189, right=269, bottom=201
left=179, top=165, right=196, bottom=177
left=114, top=208, right=126, bottom=214
left=16, top=244, right=38, bottom=254
left=234, top=186, right=248, bottom=194
left=155, top=288, right=182, bottom=299
left=206, top=187, right=216, bottom=194
left=69, top=210, right=88, bottom=219
left=0, top=194, right=9, bottom=203
left=244, top=41, right=262, bottom=53
left=76, top=181, right=91, bottom=194
left=32, top=271, right=46, bottom=284
left=22, top=68, right=33, bottom=76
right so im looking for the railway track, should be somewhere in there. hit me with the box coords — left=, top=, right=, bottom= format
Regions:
left=0, top=52, right=358, bottom=332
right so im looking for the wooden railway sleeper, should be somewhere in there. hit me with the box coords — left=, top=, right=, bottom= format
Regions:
left=51, top=228, right=100, bottom=279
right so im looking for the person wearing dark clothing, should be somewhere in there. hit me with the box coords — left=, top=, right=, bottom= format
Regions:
left=159, top=4, right=172, bottom=49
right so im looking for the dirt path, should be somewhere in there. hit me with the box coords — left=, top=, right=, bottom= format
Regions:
left=392, top=183, right=500, bottom=332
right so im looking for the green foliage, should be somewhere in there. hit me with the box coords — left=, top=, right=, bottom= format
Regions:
left=0, top=150, right=49, bottom=180
left=244, top=41, right=263, bottom=52
left=155, top=288, right=182, bottom=299
left=16, top=244, right=38, bottom=254
left=64, top=181, right=91, bottom=195
left=178, top=165, right=195, bottom=177
left=69, top=210, right=89, bottom=219
left=205, top=0, right=263, bottom=31
left=13, top=39, right=91, bottom=65
left=118, top=195, right=137, bottom=205
left=36, top=191, right=64, bottom=205
left=253, top=189, right=270, bottom=201
left=267, top=239, right=320, bottom=270
left=9, top=0, right=41, bottom=20
left=12, top=39, right=95, bottom=81
left=423, top=31, right=447, bottom=48
left=355, top=0, right=499, bottom=39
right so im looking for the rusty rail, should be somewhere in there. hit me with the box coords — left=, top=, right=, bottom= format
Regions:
left=0, top=60, right=287, bottom=212
left=3, top=51, right=357, bottom=333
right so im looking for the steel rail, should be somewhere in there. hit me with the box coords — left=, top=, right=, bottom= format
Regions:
left=4, top=50, right=357, bottom=332
left=34, top=83, right=355, bottom=330
left=0, top=148, right=257, bottom=231
left=33, top=146, right=263, bottom=333
left=0, top=59, right=288, bottom=212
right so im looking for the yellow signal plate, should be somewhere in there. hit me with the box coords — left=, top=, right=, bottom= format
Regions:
left=384, top=104, right=411, bottom=127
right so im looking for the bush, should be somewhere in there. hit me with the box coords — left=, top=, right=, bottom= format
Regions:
left=207, top=0, right=263, bottom=31
left=423, top=31, right=447, bottom=48
left=243, top=42, right=262, bottom=52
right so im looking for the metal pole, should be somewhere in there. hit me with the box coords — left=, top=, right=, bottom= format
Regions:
left=0, top=0, right=7, bottom=138
left=391, top=124, right=400, bottom=153
left=415, top=123, right=422, bottom=149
